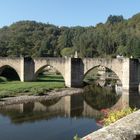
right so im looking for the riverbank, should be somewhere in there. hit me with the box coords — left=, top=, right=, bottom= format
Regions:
left=82, top=109, right=140, bottom=140
left=0, top=88, right=83, bottom=107
left=0, top=74, right=65, bottom=98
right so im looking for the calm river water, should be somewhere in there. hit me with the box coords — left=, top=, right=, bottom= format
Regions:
left=0, top=85, right=140, bottom=140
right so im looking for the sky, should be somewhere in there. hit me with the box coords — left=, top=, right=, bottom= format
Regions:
left=0, top=0, right=140, bottom=27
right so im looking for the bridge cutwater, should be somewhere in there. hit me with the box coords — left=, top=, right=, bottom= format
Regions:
left=0, top=57, right=139, bottom=92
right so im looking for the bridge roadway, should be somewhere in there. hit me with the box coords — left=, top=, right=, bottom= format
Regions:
left=0, top=57, right=139, bottom=92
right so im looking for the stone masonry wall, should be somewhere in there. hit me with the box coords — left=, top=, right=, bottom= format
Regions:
left=82, top=110, right=140, bottom=140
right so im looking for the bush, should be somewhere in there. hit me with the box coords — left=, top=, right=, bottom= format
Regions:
left=102, top=107, right=137, bottom=126
left=0, top=76, right=8, bottom=82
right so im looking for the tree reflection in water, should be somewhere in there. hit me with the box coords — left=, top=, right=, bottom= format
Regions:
left=83, top=84, right=121, bottom=110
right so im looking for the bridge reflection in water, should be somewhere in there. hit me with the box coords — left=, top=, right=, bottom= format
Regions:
left=0, top=94, right=102, bottom=124
left=0, top=90, right=140, bottom=124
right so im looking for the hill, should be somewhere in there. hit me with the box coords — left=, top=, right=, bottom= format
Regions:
left=0, top=13, right=140, bottom=58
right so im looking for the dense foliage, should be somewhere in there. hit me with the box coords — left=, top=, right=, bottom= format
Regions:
left=0, top=13, right=140, bottom=58
left=101, top=107, right=137, bottom=126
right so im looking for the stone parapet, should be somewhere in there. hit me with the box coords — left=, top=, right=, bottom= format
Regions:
left=82, top=110, right=140, bottom=140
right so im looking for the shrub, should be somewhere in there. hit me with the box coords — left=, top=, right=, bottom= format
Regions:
left=102, top=107, right=137, bottom=126
left=0, top=76, right=8, bottom=82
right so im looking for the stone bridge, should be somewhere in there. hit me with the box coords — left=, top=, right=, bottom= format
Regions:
left=0, top=57, right=139, bottom=92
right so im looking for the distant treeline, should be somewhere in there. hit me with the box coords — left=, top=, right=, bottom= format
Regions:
left=0, top=13, right=140, bottom=58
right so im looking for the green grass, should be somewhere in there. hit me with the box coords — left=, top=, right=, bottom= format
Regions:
left=0, top=74, right=65, bottom=98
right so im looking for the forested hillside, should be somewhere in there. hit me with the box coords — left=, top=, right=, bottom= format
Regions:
left=0, top=13, right=140, bottom=58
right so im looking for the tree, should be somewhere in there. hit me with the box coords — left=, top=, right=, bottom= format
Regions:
left=106, top=15, right=124, bottom=24
left=60, top=47, right=74, bottom=57
left=0, top=13, right=140, bottom=58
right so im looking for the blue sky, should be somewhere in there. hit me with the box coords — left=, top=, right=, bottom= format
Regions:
left=0, top=0, right=140, bottom=27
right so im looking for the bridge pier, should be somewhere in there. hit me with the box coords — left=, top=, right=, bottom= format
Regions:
left=122, top=59, right=140, bottom=92
left=20, top=57, right=35, bottom=82
left=65, top=58, right=84, bottom=87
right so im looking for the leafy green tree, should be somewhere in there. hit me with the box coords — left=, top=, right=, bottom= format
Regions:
left=107, top=15, right=124, bottom=24
left=60, top=47, right=75, bottom=57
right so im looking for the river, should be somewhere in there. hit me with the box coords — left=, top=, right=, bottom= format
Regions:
left=0, top=85, right=140, bottom=140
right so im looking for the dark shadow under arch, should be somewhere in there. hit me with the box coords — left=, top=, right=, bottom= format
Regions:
left=0, top=65, right=20, bottom=81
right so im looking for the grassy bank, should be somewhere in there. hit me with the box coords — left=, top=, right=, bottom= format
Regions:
left=0, top=74, right=65, bottom=98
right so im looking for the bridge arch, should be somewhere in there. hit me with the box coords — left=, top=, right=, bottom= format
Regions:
left=84, top=65, right=122, bottom=83
left=33, top=58, right=66, bottom=84
left=83, top=58, right=123, bottom=84
left=34, top=64, right=65, bottom=82
left=0, top=65, right=21, bottom=81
